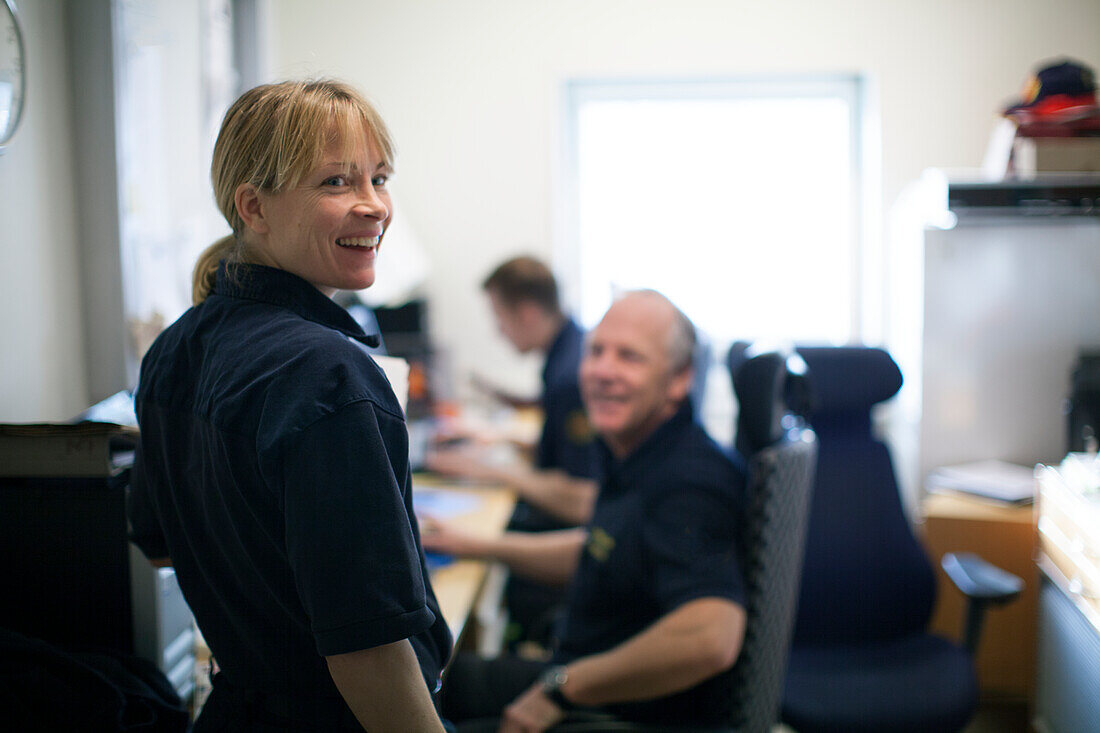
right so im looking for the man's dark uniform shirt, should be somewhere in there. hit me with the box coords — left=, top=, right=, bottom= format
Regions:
left=536, top=318, right=596, bottom=482
left=554, top=401, right=747, bottom=725
left=128, top=264, right=451, bottom=726
left=508, top=317, right=596, bottom=534
left=502, top=318, right=596, bottom=645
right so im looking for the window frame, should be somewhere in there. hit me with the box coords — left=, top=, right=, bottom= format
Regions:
left=557, top=74, right=877, bottom=346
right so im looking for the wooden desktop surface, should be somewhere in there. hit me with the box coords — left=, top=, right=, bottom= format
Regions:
left=414, top=474, right=516, bottom=648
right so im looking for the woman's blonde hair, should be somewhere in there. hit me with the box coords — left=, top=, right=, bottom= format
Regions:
left=192, top=79, right=395, bottom=303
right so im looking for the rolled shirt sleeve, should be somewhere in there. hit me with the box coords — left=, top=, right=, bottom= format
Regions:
left=280, top=400, right=435, bottom=657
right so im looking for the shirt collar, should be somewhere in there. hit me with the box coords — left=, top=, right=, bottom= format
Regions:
left=542, top=317, right=583, bottom=382
left=597, top=400, right=695, bottom=490
left=213, top=262, right=381, bottom=348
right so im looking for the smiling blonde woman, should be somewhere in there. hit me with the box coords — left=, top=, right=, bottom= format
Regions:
left=128, top=80, right=451, bottom=733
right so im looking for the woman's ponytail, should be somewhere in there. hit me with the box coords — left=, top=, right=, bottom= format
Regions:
left=191, top=235, right=238, bottom=304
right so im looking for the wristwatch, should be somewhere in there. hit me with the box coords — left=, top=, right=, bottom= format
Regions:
left=539, top=664, right=574, bottom=709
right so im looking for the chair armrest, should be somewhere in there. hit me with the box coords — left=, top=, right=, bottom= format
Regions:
left=941, top=552, right=1023, bottom=604
left=941, top=552, right=1025, bottom=655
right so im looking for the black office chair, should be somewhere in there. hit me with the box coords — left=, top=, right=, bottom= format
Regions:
left=724, top=346, right=817, bottom=731
left=552, top=346, right=817, bottom=732
left=779, top=346, right=1023, bottom=733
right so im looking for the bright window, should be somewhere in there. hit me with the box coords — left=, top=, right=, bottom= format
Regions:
left=565, top=78, right=869, bottom=346
left=114, top=0, right=237, bottom=377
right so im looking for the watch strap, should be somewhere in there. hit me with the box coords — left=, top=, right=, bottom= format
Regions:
left=545, top=684, right=572, bottom=709
left=539, top=664, right=574, bottom=710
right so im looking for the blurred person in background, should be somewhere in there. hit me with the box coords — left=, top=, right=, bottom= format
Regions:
left=427, top=290, right=747, bottom=732
left=429, top=256, right=599, bottom=649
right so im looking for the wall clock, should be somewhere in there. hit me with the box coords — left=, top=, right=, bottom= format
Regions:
left=0, top=0, right=26, bottom=153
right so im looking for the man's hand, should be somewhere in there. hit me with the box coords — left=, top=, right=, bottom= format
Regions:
left=420, top=524, right=585, bottom=586
left=419, top=517, right=488, bottom=558
left=470, top=372, right=540, bottom=410
left=425, top=445, right=498, bottom=482
left=498, top=683, right=566, bottom=733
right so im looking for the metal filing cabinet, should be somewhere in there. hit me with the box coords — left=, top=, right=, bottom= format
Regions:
left=129, top=546, right=196, bottom=700
left=1034, top=458, right=1100, bottom=733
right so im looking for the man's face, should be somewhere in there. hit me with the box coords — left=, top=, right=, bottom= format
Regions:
left=488, top=292, right=540, bottom=353
left=579, top=296, right=692, bottom=458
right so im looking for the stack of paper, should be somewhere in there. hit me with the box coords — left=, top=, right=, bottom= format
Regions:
left=926, top=460, right=1037, bottom=504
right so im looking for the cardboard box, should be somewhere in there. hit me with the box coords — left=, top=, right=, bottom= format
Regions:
left=0, top=422, right=138, bottom=477
left=1012, top=136, right=1100, bottom=176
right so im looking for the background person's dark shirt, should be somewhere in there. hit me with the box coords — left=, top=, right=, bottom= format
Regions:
left=554, top=402, right=747, bottom=725
left=535, top=317, right=596, bottom=479
left=128, top=263, right=451, bottom=713
left=508, top=318, right=597, bottom=533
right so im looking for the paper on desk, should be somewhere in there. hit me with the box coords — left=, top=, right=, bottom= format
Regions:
left=927, top=459, right=1037, bottom=504
left=413, top=487, right=480, bottom=519
left=372, top=354, right=410, bottom=414
left=423, top=552, right=454, bottom=570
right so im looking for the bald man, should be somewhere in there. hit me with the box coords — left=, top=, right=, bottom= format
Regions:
left=427, top=291, right=748, bottom=731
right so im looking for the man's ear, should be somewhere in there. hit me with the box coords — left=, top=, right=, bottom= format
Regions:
left=668, top=366, right=694, bottom=405
left=235, top=182, right=269, bottom=235
left=516, top=300, right=544, bottom=330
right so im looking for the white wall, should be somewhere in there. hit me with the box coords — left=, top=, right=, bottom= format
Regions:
left=270, top=0, right=1100, bottom=398
left=2, top=0, right=1098, bottom=423
left=921, top=220, right=1100, bottom=475
left=0, top=0, right=87, bottom=421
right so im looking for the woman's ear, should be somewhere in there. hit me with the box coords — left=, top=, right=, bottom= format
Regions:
left=235, top=182, right=269, bottom=235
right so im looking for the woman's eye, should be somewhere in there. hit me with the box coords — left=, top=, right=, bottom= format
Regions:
left=371, top=174, right=389, bottom=187
left=322, top=175, right=348, bottom=187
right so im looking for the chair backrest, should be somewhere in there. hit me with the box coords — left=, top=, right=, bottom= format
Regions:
left=791, top=346, right=936, bottom=645
left=726, top=347, right=817, bottom=732
left=728, top=343, right=810, bottom=458
left=552, top=347, right=818, bottom=733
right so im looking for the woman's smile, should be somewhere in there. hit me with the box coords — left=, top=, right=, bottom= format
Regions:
left=248, top=131, right=393, bottom=296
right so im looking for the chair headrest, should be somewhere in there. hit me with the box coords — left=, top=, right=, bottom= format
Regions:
left=732, top=344, right=807, bottom=454
left=795, top=346, right=902, bottom=415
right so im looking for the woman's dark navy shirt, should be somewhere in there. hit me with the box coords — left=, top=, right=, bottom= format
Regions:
left=554, top=402, right=747, bottom=725
left=128, top=263, right=452, bottom=707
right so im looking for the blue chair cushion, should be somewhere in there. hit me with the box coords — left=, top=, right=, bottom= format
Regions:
left=782, top=635, right=978, bottom=733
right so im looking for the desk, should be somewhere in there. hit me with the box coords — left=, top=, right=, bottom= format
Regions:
left=414, top=475, right=516, bottom=653
left=921, top=492, right=1038, bottom=699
